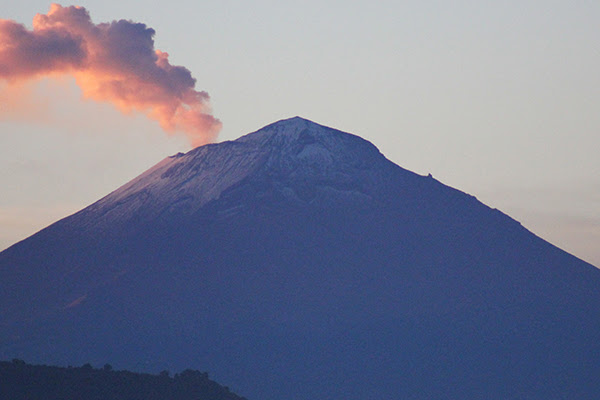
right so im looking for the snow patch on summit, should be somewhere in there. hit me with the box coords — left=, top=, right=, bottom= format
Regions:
left=297, top=143, right=333, bottom=167
left=83, top=141, right=270, bottom=226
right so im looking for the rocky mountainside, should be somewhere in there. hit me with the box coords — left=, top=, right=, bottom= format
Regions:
left=1, top=117, right=599, bottom=400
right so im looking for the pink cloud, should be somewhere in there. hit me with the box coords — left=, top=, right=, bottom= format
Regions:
left=0, top=4, right=221, bottom=146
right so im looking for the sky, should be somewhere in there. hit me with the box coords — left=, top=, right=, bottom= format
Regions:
left=0, top=1, right=598, bottom=267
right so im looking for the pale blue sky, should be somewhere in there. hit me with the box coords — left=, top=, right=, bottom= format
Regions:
left=1, top=1, right=598, bottom=266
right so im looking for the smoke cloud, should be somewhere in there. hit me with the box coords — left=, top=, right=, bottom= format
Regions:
left=0, top=4, right=220, bottom=146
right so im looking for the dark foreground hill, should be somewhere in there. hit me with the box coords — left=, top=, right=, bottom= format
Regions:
left=0, top=359, right=245, bottom=400
left=1, top=117, right=599, bottom=399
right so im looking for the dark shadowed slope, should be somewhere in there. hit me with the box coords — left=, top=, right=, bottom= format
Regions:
left=1, top=117, right=599, bottom=400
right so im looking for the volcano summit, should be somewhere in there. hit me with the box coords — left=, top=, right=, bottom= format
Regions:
left=1, top=117, right=599, bottom=399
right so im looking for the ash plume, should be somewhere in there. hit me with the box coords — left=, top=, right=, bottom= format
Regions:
left=0, top=4, right=220, bottom=146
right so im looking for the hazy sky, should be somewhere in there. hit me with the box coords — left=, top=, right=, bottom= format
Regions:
left=1, top=1, right=598, bottom=266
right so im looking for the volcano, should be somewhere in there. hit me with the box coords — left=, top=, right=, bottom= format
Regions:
left=1, top=117, right=599, bottom=399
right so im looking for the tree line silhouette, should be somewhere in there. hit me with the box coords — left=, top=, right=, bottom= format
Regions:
left=0, top=359, right=248, bottom=400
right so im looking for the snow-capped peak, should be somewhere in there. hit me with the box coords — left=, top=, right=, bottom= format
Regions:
left=77, top=117, right=390, bottom=228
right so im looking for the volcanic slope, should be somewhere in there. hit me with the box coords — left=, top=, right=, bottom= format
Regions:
left=1, top=117, right=599, bottom=400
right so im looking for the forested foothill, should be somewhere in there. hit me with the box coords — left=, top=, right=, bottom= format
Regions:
left=0, top=359, right=247, bottom=400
